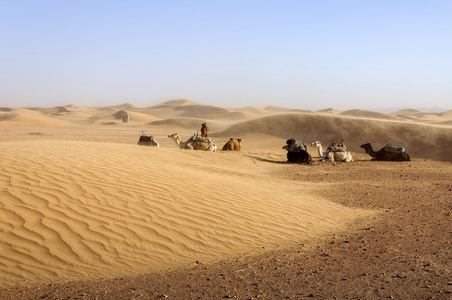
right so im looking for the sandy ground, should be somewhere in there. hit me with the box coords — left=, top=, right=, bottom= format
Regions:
left=0, top=101, right=451, bottom=299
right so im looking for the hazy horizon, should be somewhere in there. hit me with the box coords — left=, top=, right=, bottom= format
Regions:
left=1, top=1, right=451, bottom=111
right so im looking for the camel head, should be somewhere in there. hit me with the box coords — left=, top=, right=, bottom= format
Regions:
left=282, top=145, right=290, bottom=151
left=168, top=133, right=179, bottom=139
left=311, top=141, right=320, bottom=147
left=360, top=143, right=371, bottom=149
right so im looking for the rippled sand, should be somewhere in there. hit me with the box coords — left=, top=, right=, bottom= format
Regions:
left=0, top=100, right=451, bottom=287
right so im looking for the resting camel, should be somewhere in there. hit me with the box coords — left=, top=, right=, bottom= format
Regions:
left=282, top=145, right=312, bottom=164
left=168, top=133, right=217, bottom=152
left=311, top=141, right=353, bottom=162
left=283, top=139, right=311, bottom=164
left=286, top=138, right=307, bottom=151
left=360, top=143, right=410, bottom=161
left=137, top=132, right=159, bottom=147
left=222, top=138, right=241, bottom=151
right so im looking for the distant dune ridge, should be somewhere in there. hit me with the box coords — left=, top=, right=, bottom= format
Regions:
left=216, top=114, right=452, bottom=162
left=339, top=109, right=400, bottom=120
left=0, top=100, right=451, bottom=288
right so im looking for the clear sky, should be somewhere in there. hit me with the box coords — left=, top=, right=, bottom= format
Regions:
left=1, top=1, right=451, bottom=110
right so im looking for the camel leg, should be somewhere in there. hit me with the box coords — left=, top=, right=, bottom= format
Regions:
left=322, top=154, right=334, bottom=162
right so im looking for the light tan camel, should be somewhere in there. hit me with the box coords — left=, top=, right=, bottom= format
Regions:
left=168, top=133, right=217, bottom=152
left=311, top=141, right=353, bottom=162
left=222, top=138, right=241, bottom=151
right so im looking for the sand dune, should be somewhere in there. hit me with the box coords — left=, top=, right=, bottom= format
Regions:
left=263, top=106, right=311, bottom=113
left=215, top=113, right=452, bottom=162
left=390, top=109, right=452, bottom=123
left=148, top=99, right=201, bottom=108
left=0, top=140, right=369, bottom=287
left=440, top=110, right=452, bottom=119
left=150, top=117, right=212, bottom=129
left=340, top=109, right=400, bottom=120
left=390, top=108, right=423, bottom=116
left=317, top=108, right=342, bottom=114
left=416, top=113, right=445, bottom=122
left=108, top=103, right=143, bottom=111
left=88, top=111, right=160, bottom=125
left=230, top=107, right=269, bottom=115
left=0, top=100, right=451, bottom=290
left=0, top=109, right=72, bottom=127
left=173, top=104, right=232, bottom=118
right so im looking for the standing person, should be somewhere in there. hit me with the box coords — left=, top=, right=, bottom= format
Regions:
left=200, top=122, right=209, bottom=138
left=200, top=122, right=209, bottom=137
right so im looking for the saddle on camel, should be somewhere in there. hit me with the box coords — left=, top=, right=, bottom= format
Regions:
left=283, top=139, right=311, bottom=164
left=326, top=140, right=349, bottom=153
left=383, top=140, right=406, bottom=153
left=360, top=140, right=410, bottom=161
left=137, top=131, right=159, bottom=147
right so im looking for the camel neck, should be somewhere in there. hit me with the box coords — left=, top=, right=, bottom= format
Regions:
left=366, top=146, right=377, bottom=156
left=316, top=144, right=323, bottom=157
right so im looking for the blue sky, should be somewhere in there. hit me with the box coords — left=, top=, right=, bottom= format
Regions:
left=1, top=1, right=451, bottom=110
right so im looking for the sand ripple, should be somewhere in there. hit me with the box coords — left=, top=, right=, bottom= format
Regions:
left=0, top=141, right=367, bottom=287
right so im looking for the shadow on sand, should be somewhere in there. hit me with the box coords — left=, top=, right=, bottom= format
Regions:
left=243, top=155, right=292, bottom=165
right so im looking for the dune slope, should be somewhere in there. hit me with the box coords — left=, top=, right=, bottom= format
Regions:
left=0, top=141, right=368, bottom=287
left=216, top=114, right=452, bottom=162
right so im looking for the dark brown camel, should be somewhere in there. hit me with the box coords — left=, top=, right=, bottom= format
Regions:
left=360, top=143, right=410, bottom=161
left=286, top=150, right=312, bottom=164
left=283, top=139, right=312, bottom=164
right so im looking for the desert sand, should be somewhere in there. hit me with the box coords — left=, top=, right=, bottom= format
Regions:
left=0, top=100, right=451, bottom=299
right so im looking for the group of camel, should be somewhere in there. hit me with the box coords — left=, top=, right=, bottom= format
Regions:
left=283, top=139, right=410, bottom=163
left=282, top=139, right=354, bottom=164
left=167, top=133, right=242, bottom=152
left=138, top=131, right=410, bottom=162
left=167, top=123, right=241, bottom=152
left=138, top=131, right=241, bottom=152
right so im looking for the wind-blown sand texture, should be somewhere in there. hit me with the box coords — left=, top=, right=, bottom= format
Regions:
left=0, top=100, right=451, bottom=299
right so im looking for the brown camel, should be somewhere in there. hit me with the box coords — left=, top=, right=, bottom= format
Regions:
left=360, top=143, right=410, bottom=161
left=222, top=138, right=241, bottom=151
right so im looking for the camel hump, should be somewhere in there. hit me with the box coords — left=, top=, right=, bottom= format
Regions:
left=190, top=134, right=212, bottom=144
left=327, top=146, right=347, bottom=153
left=384, top=145, right=405, bottom=153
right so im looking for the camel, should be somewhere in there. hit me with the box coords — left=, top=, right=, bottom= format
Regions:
left=283, top=139, right=311, bottom=164
left=286, top=138, right=308, bottom=151
left=137, top=132, right=159, bottom=147
left=282, top=145, right=312, bottom=164
left=311, top=141, right=353, bottom=162
left=168, top=133, right=217, bottom=152
left=222, top=138, right=241, bottom=151
left=360, top=143, right=410, bottom=161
